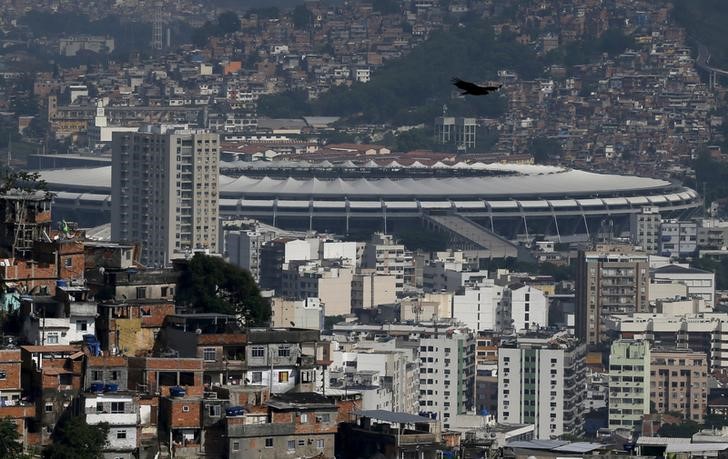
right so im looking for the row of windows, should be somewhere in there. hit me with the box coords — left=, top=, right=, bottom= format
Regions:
left=231, top=438, right=325, bottom=451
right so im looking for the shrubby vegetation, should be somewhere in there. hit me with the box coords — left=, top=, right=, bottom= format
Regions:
left=672, top=0, right=728, bottom=67
left=257, top=20, right=537, bottom=124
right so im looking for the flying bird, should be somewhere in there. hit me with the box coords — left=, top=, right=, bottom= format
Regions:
left=452, top=78, right=502, bottom=96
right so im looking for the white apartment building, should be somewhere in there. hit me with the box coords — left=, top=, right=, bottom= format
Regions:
left=605, top=312, right=728, bottom=370
left=423, top=261, right=490, bottom=293
left=111, top=127, right=219, bottom=267
left=499, top=284, right=548, bottom=333
left=418, top=332, right=475, bottom=429
left=281, top=261, right=353, bottom=316
left=322, top=241, right=364, bottom=266
left=21, top=300, right=97, bottom=346
left=630, top=207, right=661, bottom=254
left=331, top=347, right=419, bottom=414
left=225, top=228, right=277, bottom=283
left=451, top=281, right=504, bottom=331
left=363, top=233, right=411, bottom=293
left=659, top=220, right=698, bottom=258
left=652, top=264, right=715, bottom=308
left=270, top=297, right=324, bottom=330
left=497, top=333, right=586, bottom=439
left=81, top=392, right=140, bottom=459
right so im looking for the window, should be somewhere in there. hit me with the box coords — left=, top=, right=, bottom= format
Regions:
left=111, top=371, right=118, bottom=381
left=320, top=413, right=331, bottom=423
left=96, top=402, right=103, bottom=412
left=136, top=287, right=146, bottom=299
left=251, top=346, right=265, bottom=358
left=316, top=439, right=325, bottom=449
left=278, top=345, right=291, bottom=357
left=298, top=440, right=305, bottom=446
left=300, top=413, right=308, bottom=423
left=111, top=402, right=125, bottom=413
left=251, top=371, right=262, bottom=384
left=64, top=257, right=72, bottom=268
left=91, top=370, right=102, bottom=381
left=182, top=405, right=190, bottom=413
left=76, top=321, right=87, bottom=332
left=47, top=333, right=59, bottom=344
left=209, top=405, right=221, bottom=417
left=265, top=438, right=274, bottom=448
left=279, top=371, right=289, bottom=383
left=287, top=440, right=295, bottom=451
left=116, top=430, right=127, bottom=439
left=232, top=441, right=240, bottom=451
left=203, top=348, right=216, bottom=361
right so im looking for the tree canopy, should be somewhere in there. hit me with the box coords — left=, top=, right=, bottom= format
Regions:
left=217, top=11, right=241, bottom=35
left=292, top=5, right=313, bottom=30
left=0, top=418, right=24, bottom=459
left=0, top=170, right=47, bottom=194
left=175, top=254, right=271, bottom=326
left=529, top=137, right=563, bottom=163
left=656, top=420, right=701, bottom=438
left=44, top=417, right=109, bottom=459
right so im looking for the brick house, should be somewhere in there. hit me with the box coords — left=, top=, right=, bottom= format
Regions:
left=0, top=348, right=37, bottom=450
left=20, top=344, right=84, bottom=446
left=226, top=392, right=338, bottom=459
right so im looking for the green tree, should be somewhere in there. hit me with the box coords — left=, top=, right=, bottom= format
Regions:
left=191, top=21, right=214, bottom=47
left=175, top=254, right=271, bottom=326
left=0, top=170, right=47, bottom=194
left=256, top=89, right=311, bottom=118
left=0, top=418, right=24, bottom=459
left=292, top=5, right=313, bottom=30
left=392, top=127, right=436, bottom=152
left=395, top=228, right=447, bottom=252
left=657, top=420, right=701, bottom=438
left=324, top=315, right=346, bottom=330
left=529, top=137, right=562, bottom=163
left=217, top=11, right=240, bottom=35
left=44, top=417, right=109, bottom=459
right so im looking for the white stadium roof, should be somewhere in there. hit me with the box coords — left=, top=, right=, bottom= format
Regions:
left=38, top=163, right=674, bottom=199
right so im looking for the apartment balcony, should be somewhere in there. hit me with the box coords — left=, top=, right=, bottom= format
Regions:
left=203, top=359, right=246, bottom=372
left=86, top=412, right=139, bottom=425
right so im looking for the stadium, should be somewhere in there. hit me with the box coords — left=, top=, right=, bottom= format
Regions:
left=39, top=160, right=701, bottom=240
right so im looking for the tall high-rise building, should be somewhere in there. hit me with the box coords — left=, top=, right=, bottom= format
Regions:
left=608, top=340, right=650, bottom=431
left=630, top=206, right=661, bottom=254
left=111, top=127, right=219, bottom=267
left=434, top=117, right=477, bottom=149
left=576, top=245, right=649, bottom=346
left=498, top=332, right=587, bottom=439
left=418, top=332, right=475, bottom=429
left=650, top=347, right=708, bottom=424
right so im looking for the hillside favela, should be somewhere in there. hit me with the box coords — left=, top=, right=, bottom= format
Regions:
left=5, top=0, right=728, bottom=458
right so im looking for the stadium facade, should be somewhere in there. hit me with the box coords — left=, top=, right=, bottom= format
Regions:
left=40, top=161, right=700, bottom=239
